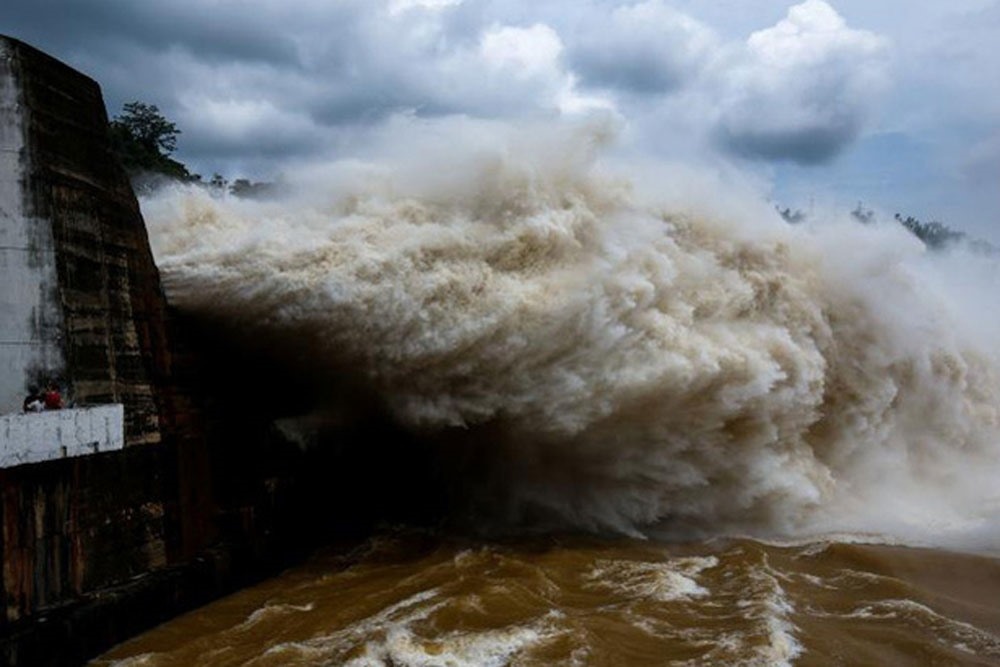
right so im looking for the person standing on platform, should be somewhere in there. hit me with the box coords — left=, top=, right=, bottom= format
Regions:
left=23, top=387, right=45, bottom=412
left=42, top=382, right=63, bottom=410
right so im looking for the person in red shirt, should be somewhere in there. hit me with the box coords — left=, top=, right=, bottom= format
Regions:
left=42, top=382, right=63, bottom=410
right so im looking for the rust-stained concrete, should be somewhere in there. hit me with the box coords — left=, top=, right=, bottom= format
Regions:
left=0, top=34, right=440, bottom=667
left=0, top=32, right=212, bottom=639
left=6, top=34, right=181, bottom=446
left=0, top=38, right=66, bottom=415
left=0, top=36, right=314, bottom=666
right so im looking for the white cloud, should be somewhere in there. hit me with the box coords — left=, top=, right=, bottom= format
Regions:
left=711, top=0, right=888, bottom=164
left=388, top=0, right=463, bottom=17
left=477, top=23, right=612, bottom=115
left=479, top=24, right=563, bottom=79
left=747, top=0, right=858, bottom=65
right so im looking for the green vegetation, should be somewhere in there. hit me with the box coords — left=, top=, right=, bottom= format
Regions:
left=108, top=101, right=275, bottom=197
left=229, top=178, right=277, bottom=198
left=892, top=213, right=966, bottom=250
left=776, top=200, right=995, bottom=254
left=110, top=102, right=990, bottom=247
left=109, top=102, right=195, bottom=182
left=850, top=202, right=874, bottom=225
left=775, top=206, right=806, bottom=224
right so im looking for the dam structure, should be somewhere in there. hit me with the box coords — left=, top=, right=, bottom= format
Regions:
left=0, top=35, right=343, bottom=665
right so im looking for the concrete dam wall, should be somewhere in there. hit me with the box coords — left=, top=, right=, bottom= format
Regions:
left=0, top=36, right=179, bottom=444
left=0, top=36, right=351, bottom=666
left=0, top=405, right=124, bottom=468
left=0, top=39, right=66, bottom=419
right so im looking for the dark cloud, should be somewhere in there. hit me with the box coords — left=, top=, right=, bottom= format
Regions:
left=2, top=0, right=301, bottom=66
left=570, top=47, right=688, bottom=94
left=717, top=120, right=862, bottom=165
left=568, top=0, right=715, bottom=94
left=0, top=0, right=888, bottom=175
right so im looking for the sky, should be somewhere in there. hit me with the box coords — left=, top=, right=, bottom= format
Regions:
left=2, top=0, right=998, bottom=240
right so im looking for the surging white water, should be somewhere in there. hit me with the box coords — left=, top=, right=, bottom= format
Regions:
left=142, top=120, right=1000, bottom=543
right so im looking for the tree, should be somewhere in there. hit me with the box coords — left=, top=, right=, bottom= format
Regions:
left=894, top=213, right=965, bottom=250
left=107, top=102, right=276, bottom=197
left=776, top=205, right=806, bottom=224
left=113, top=102, right=180, bottom=155
left=209, top=173, right=228, bottom=190
left=229, top=178, right=277, bottom=199
left=109, top=101, right=192, bottom=182
left=850, top=202, right=874, bottom=224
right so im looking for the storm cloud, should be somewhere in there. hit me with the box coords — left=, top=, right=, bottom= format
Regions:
left=2, top=0, right=998, bottom=242
left=567, top=0, right=717, bottom=94
left=0, top=0, right=891, bottom=173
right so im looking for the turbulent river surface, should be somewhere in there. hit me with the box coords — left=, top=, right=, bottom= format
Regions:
left=95, top=532, right=1000, bottom=666
left=99, top=122, right=1000, bottom=666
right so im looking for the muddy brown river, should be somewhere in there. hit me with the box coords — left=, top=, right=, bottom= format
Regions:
left=94, top=531, right=1000, bottom=666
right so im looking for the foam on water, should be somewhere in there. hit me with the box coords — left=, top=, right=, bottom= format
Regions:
left=237, top=603, right=316, bottom=631
left=585, top=555, right=717, bottom=602
left=341, top=616, right=557, bottom=667
left=246, top=589, right=449, bottom=665
left=836, top=600, right=1000, bottom=658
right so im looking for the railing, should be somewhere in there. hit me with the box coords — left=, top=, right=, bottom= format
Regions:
left=0, top=404, right=124, bottom=468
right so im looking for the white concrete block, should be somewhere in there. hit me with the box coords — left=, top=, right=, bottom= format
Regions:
left=0, top=405, right=126, bottom=468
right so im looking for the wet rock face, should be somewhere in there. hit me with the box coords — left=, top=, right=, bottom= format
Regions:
left=0, top=35, right=187, bottom=447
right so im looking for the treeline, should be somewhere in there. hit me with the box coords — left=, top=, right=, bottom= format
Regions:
left=113, top=100, right=991, bottom=251
left=892, top=214, right=969, bottom=250
left=776, top=202, right=996, bottom=254
left=108, top=101, right=274, bottom=197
